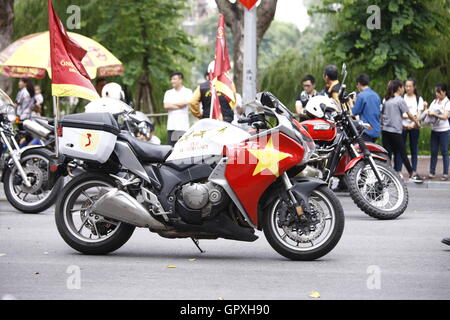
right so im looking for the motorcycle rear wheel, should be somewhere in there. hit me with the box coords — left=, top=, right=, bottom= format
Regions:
left=345, top=159, right=408, bottom=220
left=55, top=172, right=135, bottom=255
left=263, top=185, right=344, bottom=261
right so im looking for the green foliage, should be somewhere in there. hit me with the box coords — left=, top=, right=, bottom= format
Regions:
left=12, top=0, right=195, bottom=115
left=312, top=0, right=450, bottom=100
left=258, top=21, right=302, bottom=72
left=260, top=49, right=326, bottom=110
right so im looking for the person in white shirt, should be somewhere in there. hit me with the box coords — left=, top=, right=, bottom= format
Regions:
left=427, top=83, right=450, bottom=180
left=395, top=78, right=424, bottom=176
left=163, top=72, right=193, bottom=146
left=32, top=85, right=44, bottom=117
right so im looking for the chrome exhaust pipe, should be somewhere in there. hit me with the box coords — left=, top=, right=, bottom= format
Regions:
left=91, top=188, right=166, bottom=230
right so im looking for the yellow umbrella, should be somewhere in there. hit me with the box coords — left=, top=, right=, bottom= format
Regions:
left=0, top=31, right=123, bottom=79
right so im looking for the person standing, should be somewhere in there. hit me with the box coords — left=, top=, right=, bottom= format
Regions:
left=394, top=78, right=424, bottom=176
left=322, top=65, right=341, bottom=105
left=32, top=85, right=44, bottom=117
left=15, top=78, right=35, bottom=147
left=352, top=74, right=381, bottom=143
left=15, top=78, right=35, bottom=121
left=427, top=83, right=450, bottom=181
left=381, top=79, right=422, bottom=182
left=189, top=67, right=236, bottom=124
left=295, top=75, right=318, bottom=115
left=163, top=72, right=193, bottom=146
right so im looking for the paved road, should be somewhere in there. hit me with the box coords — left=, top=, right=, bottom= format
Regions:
left=0, top=187, right=449, bottom=300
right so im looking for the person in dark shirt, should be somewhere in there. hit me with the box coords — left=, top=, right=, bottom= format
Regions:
left=189, top=71, right=235, bottom=124
left=295, top=74, right=318, bottom=115
left=352, top=74, right=381, bottom=143
left=323, top=65, right=341, bottom=105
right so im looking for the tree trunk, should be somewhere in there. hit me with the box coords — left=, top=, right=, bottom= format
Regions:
left=215, top=0, right=277, bottom=93
left=0, top=0, right=14, bottom=95
left=135, top=72, right=156, bottom=115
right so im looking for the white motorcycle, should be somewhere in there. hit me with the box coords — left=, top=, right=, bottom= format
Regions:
left=52, top=92, right=345, bottom=261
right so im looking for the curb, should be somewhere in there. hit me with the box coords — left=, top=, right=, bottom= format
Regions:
left=406, top=181, right=450, bottom=190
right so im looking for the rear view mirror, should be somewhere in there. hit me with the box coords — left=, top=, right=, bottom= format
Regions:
left=256, top=92, right=277, bottom=109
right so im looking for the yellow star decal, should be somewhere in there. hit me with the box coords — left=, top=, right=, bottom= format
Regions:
left=247, top=137, right=292, bottom=177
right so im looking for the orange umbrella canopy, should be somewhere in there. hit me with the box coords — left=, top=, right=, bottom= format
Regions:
left=0, top=31, right=124, bottom=79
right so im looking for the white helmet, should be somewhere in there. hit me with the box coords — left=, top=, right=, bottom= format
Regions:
left=304, top=95, right=335, bottom=119
left=101, top=82, right=125, bottom=102
left=207, top=61, right=215, bottom=74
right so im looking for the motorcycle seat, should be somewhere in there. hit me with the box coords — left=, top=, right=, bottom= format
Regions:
left=118, top=131, right=172, bottom=163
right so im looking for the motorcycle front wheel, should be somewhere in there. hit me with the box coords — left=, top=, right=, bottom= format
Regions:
left=263, top=185, right=344, bottom=261
left=3, top=147, right=64, bottom=214
left=55, top=172, right=135, bottom=255
left=345, top=159, right=408, bottom=220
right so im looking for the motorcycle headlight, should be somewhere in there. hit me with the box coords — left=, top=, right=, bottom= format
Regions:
left=0, top=105, right=16, bottom=123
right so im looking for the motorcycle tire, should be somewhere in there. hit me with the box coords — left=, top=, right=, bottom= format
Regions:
left=263, top=185, right=344, bottom=261
left=55, top=172, right=135, bottom=255
left=345, top=159, right=408, bottom=220
left=3, top=147, right=64, bottom=214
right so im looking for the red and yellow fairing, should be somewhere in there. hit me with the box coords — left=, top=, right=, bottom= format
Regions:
left=225, top=132, right=305, bottom=226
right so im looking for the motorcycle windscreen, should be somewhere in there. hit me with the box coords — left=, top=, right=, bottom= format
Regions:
left=166, top=119, right=251, bottom=162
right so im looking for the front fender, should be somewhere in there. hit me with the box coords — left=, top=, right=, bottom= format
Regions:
left=290, top=177, right=328, bottom=212
left=19, top=144, right=45, bottom=157
left=344, top=155, right=387, bottom=173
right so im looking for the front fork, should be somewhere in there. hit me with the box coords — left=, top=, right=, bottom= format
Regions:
left=281, top=173, right=306, bottom=218
left=352, top=138, right=385, bottom=188
left=0, top=130, right=32, bottom=187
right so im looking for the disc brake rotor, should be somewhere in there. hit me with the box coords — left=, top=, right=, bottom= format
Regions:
left=19, top=166, right=47, bottom=194
left=279, top=199, right=326, bottom=243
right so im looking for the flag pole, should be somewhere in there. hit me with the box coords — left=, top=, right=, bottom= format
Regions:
left=209, top=77, right=216, bottom=119
left=53, top=95, right=59, bottom=158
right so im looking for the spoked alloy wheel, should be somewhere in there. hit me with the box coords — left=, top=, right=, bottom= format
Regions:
left=3, top=148, right=63, bottom=213
left=263, top=185, right=344, bottom=261
left=55, top=173, right=135, bottom=255
left=345, top=159, right=408, bottom=220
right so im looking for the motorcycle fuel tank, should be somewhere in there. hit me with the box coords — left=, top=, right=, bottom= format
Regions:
left=166, top=119, right=251, bottom=162
left=301, top=119, right=337, bottom=142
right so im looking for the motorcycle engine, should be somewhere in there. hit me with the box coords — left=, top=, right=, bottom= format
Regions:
left=180, top=182, right=227, bottom=217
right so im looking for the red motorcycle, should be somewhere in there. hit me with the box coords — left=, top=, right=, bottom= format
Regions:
left=298, top=68, right=408, bottom=220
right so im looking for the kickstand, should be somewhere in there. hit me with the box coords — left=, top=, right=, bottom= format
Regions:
left=191, top=238, right=205, bottom=253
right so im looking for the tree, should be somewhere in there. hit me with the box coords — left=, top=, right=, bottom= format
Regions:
left=313, top=0, right=450, bottom=87
left=12, top=0, right=194, bottom=114
left=88, top=0, right=194, bottom=114
left=0, top=0, right=14, bottom=95
left=215, top=0, right=278, bottom=92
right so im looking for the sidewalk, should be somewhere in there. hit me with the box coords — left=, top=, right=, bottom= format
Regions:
left=401, top=156, right=450, bottom=189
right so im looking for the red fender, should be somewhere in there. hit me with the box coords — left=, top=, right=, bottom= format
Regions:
left=365, top=142, right=388, bottom=154
left=344, top=154, right=388, bottom=173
